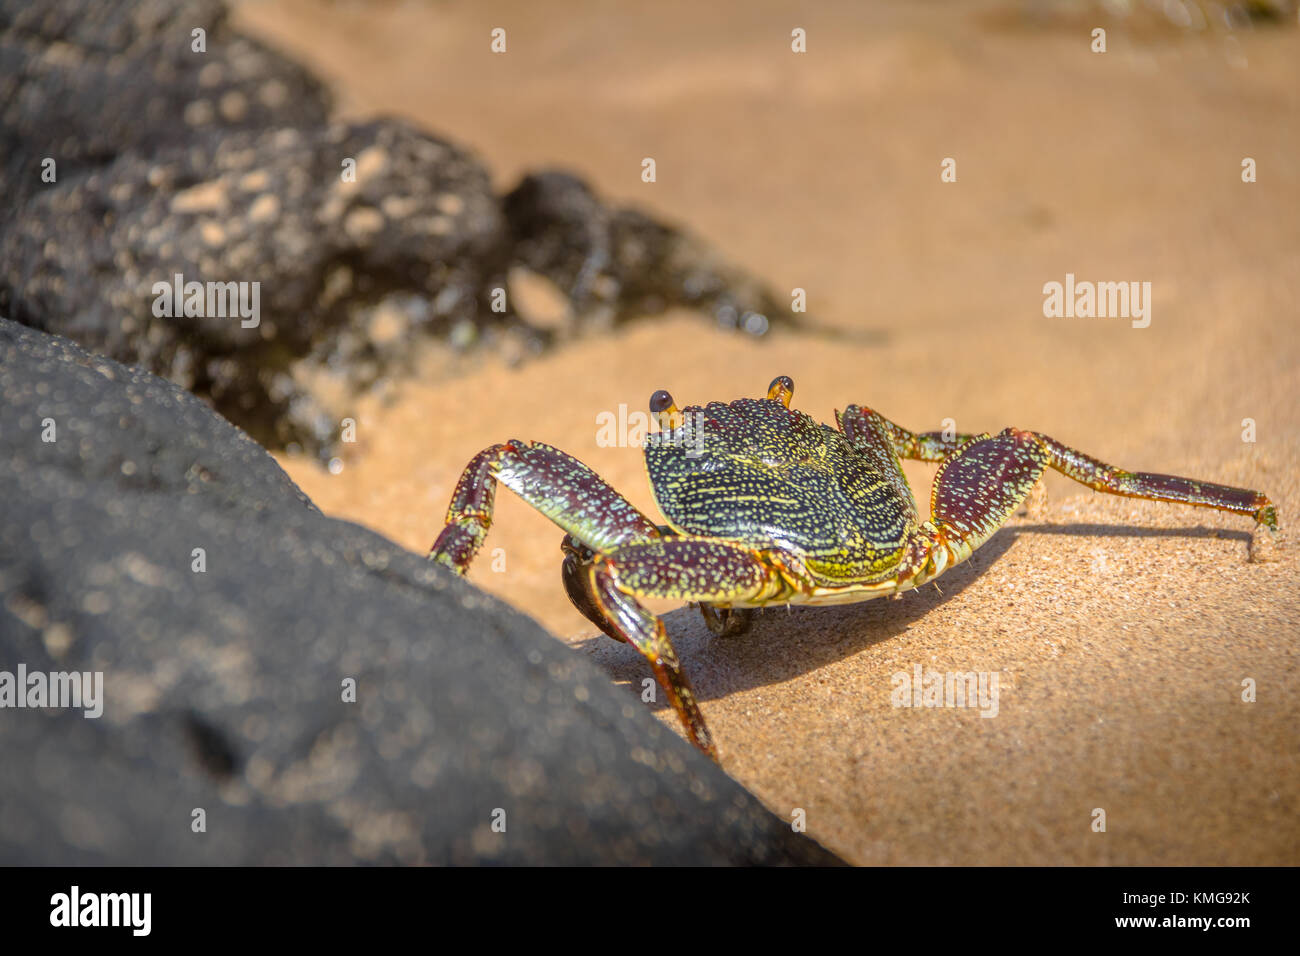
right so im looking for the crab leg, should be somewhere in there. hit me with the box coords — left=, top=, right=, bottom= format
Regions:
left=560, top=533, right=628, bottom=643
left=919, top=429, right=1051, bottom=575
left=911, top=426, right=1278, bottom=586
left=1030, top=431, right=1277, bottom=531
left=843, top=406, right=1277, bottom=533
left=590, top=538, right=788, bottom=758
left=840, top=404, right=979, bottom=463
left=835, top=406, right=924, bottom=522
left=429, top=440, right=661, bottom=573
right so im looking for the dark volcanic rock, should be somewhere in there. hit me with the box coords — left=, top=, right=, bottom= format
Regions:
left=0, top=318, right=841, bottom=865
left=1, top=0, right=517, bottom=453
left=0, top=0, right=330, bottom=195
left=505, top=170, right=791, bottom=336
left=2, top=117, right=516, bottom=452
left=0, top=0, right=800, bottom=456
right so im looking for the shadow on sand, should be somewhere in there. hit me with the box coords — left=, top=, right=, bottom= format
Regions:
left=578, top=521, right=1252, bottom=707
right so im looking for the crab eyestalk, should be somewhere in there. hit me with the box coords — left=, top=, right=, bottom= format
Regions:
left=650, top=388, right=684, bottom=431
left=767, top=375, right=794, bottom=408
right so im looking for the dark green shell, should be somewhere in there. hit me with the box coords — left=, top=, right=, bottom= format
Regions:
left=644, top=398, right=916, bottom=582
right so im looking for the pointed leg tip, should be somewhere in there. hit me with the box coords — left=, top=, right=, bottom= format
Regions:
left=428, top=543, right=470, bottom=575
left=694, top=733, right=721, bottom=763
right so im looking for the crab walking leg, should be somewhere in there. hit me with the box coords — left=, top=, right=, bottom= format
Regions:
left=589, top=538, right=790, bottom=758
left=1031, top=432, right=1278, bottom=532
left=563, top=524, right=691, bottom=642
left=841, top=404, right=980, bottom=463
left=861, top=404, right=1276, bottom=530
left=834, top=406, right=925, bottom=522
left=843, top=406, right=1279, bottom=534
left=918, top=429, right=1051, bottom=576
left=429, top=440, right=661, bottom=572
left=912, top=427, right=1279, bottom=586
left=560, top=533, right=626, bottom=643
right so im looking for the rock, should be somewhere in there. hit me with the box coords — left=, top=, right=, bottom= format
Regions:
left=505, top=170, right=792, bottom=337
left=0, top=318, right=841, bottom=865
left=0, top=0, right=330, bottom=196
left=0, top=0, right=799, bottom=456
left=2, top=117, right=517, bottom=453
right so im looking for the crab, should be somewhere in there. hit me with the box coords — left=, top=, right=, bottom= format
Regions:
left=429, top=376, right=1279, bottom=760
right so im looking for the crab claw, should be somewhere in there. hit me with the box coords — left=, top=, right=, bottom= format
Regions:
left=650, top=388, right=684, bottom=430
left=766, top=375, right=794, bottom=408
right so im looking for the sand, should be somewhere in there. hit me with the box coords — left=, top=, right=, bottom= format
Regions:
left=239, top=0, right=1300, bottom=864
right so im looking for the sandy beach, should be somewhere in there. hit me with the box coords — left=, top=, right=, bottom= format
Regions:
left=240, top=0, right=1300, bottom=864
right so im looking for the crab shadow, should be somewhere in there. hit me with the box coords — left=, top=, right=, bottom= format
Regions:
left=577, top=521, right=1252, bottom=708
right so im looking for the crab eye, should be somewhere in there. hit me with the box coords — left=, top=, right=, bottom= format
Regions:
left=649, top=389, right=675, bottom=414
left=766, top=375, right=794, bottom=408
left=649, top=389, right=684, bottom=430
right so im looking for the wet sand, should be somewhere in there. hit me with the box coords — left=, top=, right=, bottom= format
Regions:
left=240, top=0, right=1300, bottom=864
